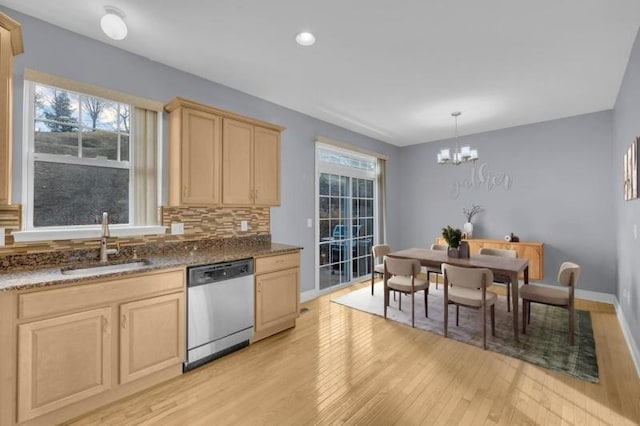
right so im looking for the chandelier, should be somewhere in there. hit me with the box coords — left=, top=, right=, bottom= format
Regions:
left=436, top=111, right=478, bottom=165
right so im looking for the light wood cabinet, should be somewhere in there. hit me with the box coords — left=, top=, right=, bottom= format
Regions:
left=222, top=119, right=281, bottom=206
left=0, top=268, right=185, bottom=426
left=253, top=251, right=300, bottom=342
left=436, top=238, right=544, bottom=280
left=120, top=292, right=185, bottom=384
left=165, top=97, right=284, bottom=207
left=17, top=308, right=112, bottom=423
left=167, top=104, right=222, bottom=205
left=0, top=13, right=23, bottom=205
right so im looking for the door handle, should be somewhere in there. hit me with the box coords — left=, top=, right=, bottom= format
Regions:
left=121, top=314, right=127, bottom=329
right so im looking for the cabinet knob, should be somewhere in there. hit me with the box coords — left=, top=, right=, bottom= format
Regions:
left=121, top=314, right=127, bottom=329
left=103, top=317, right=109, bottom=333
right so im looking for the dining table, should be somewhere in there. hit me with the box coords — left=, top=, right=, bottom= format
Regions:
left=387, top=248, right=530, bottom=343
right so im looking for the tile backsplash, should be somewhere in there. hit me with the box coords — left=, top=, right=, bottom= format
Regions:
left=0, top=205, right=270, bottom=257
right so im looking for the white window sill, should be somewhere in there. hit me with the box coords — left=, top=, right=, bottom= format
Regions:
left=12, top=226, right=167, bottom=243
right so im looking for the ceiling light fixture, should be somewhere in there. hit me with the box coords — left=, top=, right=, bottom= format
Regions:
left=437, top=111, right=478, bottom=165
left=100, top=6, right=128, bottom=41
left=295, top=31, right=316, bottom=46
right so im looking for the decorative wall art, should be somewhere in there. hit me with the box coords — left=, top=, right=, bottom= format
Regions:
left=623, top=137, right=639, bottom=201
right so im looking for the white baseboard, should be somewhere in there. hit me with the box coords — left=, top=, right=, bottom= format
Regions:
left=614, top=300, right=640, bottom=378
left=300, top=289, right=318, bottom=303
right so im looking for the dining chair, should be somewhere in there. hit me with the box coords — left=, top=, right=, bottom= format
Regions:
left=478, top=247, right=517, bottom=312
left=371, top=244, right=391, bottom=295
left=383, top=256, right=429, bottom=327
left=442, top=263, right=496, bottom=349
left=427, top=243, right=448, bottom=289
left=520, top=261, right=581, bottom=345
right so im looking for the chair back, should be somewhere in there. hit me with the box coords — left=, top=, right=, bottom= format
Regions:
left=442, top=263, right=493, bottom=290
left=558, top=262, right=580, bottom=288
left=430, top=244, right=448, bottom=251
left=383, top=256, right=421, bottom=277
left=479, top=247, right=517, bottom=258
left=372, top=244, right=391, bottom=260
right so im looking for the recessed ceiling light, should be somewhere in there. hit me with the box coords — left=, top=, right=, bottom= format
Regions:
left=101, top=6, right=128, bottom=41
left=295, top=32, right=316, bottom=47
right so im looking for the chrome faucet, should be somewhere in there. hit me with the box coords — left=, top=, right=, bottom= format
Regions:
left=99, top=212, right=118, bottom=262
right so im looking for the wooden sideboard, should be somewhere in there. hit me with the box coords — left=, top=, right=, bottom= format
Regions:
left=435, top=238, right=544, bottom=280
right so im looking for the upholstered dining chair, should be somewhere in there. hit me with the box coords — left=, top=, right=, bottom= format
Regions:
left=520, top=261, right=581, bottom=345
left=442, top=263, right=496, bottom=349
left=371, top=244, right=391, bottom=295
left=383, top=256, right=429, bottom=327
left=478, top=247, right=517, bottom=312
left=426, top=243, right=448, bottom=289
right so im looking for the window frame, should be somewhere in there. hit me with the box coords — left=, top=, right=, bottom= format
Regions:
left=14, top=76, right=165, bottom=242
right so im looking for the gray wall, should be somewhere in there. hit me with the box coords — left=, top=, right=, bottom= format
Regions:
left=398, top=111, right=616, bottom=294
left=1, top=7, right=402, bottom=294
left=613, top=27, right=640, bottom=357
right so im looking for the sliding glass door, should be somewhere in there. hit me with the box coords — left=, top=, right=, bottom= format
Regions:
left=317, top=145, right=376, bottom=291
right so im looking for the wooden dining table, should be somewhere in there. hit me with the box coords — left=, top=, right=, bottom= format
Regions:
left=387, top=248, right=530, bottom=343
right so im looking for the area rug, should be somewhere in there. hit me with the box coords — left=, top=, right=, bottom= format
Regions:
left=331, top=281, right=599, bottom=383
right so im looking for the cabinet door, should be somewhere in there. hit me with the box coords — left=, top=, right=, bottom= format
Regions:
left=255, top=268, right=300, bottom=332
left=17, top=307, right=112, bottom=422
left=120, top=292, right=185, bottom=384
left=222, top=118, right=254, bottom=205
left=181, top=108, right=222, bottom=205
left=254, top=126, right=281, bottom=206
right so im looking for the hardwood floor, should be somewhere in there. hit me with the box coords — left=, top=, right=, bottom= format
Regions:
left=64, top=282, right=640, bottom=426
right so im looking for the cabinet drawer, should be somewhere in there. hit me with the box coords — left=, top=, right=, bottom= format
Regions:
left=19, top=268, right=185, bottom=320
left=255, top=252, right=299, bottom=275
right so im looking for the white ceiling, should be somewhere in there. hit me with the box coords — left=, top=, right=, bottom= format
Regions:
left=3, top=1, right=640, bottom=146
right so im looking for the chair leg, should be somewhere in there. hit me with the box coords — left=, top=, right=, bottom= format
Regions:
left=483, top=302, right=487, bottom=350
left=411, top=291, right=415, bottom=328
left=424, top=289, right=428, bottom=318
left=569, top=304, right=575, bottom=346
left=384, top=284, right=388, bottom=319
left=456, top=304, right=459, bottom=327
left=399, top=292, right=402, bottom=311
left=490, top=305, right=495, bottom=337
left=522, top=300, right=527, bottom=334
left=506, top=281, right=511, bottom=312
left=444, top=301, right=448, bottom=338
left=371, top=272, right=375, bottom=295
left=527, top=301, right=531, bottom=324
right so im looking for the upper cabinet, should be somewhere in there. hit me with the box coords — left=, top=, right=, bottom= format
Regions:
left=165, top=97, right=284, bottom=207
left=222, top=119, right=281, bottom=206
left=0, top=13, right=24, bottom=205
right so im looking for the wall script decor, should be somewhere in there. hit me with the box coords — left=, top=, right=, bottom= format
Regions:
left=450, top=162, right=513, bottom=199
left=623, top=137, right=638, bottom=201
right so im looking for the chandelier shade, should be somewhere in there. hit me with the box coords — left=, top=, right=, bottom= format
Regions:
left=437, top=112, right=478, bottom=165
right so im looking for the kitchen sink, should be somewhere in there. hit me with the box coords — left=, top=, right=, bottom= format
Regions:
left=61, top=259, right=152, bottom=276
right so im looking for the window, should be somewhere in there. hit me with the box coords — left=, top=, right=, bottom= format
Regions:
left=17, top=73, right=162, bottom=241
left=29, top=83, right=131, bottom=227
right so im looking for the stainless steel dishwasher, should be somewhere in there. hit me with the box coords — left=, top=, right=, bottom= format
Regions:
left=185, top=258, right=254, bottom=371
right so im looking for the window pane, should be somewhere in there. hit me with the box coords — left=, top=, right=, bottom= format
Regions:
left=319, top=219, right=331, bottom=240
left=319, top=197, right=329, bottom=218
left=119, top=104, right=130, bottom=132
left=81, top=97, right=118, bottom=131
left=365, top=180, right=374, bottom=198
left=329, top=174, right=339, bottom=196
left=33, top=161, right=129, bottom=227
left=319, top=173, right=330, bottom=195
left=120, top=135, right=129, bottom=161
left=35, top=85, right=79, bottom=126
left=34, top=123, right=79, bottom=155
left=81, top=129, right=118, bottom=160
left=340, top=176, right=348, bottom=196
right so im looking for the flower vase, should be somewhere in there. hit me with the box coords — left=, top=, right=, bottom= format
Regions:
left=447, top=247, right=459, bottom=258
left=463, top=222, right=473, bottom=238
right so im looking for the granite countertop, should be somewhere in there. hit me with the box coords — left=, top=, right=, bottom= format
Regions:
left=0, top=241, right=301, bottom=292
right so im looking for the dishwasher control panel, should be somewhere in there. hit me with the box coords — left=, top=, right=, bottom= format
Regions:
left=187, top=258, right=254, bottom=287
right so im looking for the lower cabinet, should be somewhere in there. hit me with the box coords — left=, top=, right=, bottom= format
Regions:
left=17, top=308, right=112, bottom=423
left=2, top=267, right=186, bottom=426
left=253, top=251, right=300, bottom=342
